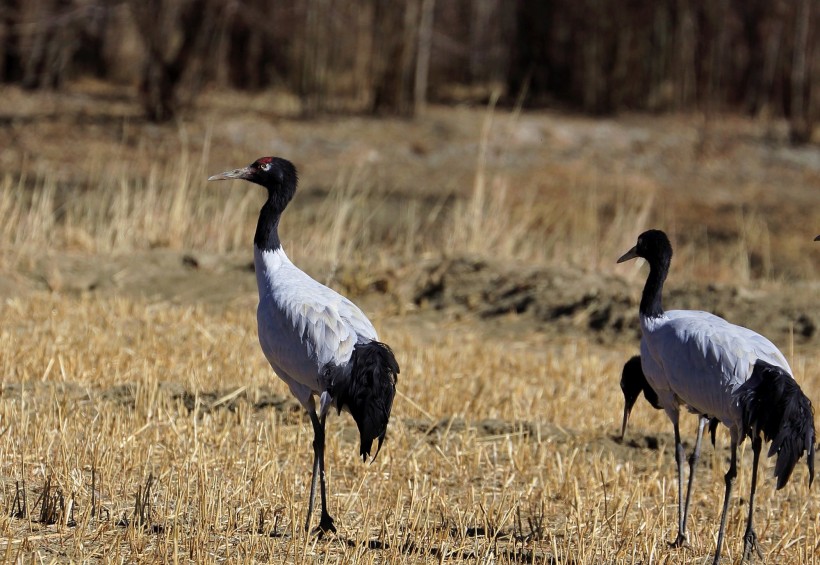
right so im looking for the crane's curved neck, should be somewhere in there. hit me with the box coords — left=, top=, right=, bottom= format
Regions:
left=254, top=184, right=296, bottom=251
left=254, top=197, right=283, bottom=251
left=641, top=256, right=668, bottom=318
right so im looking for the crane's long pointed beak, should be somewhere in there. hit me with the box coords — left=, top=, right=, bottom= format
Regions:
left=617, top=246, right=638, bottom=263
left=620, top=405, right=631, bottom=440
left=208, top=166, right=251, bottom=181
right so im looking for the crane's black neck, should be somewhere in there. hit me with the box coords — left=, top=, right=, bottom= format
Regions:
left=640, top=255, right=669, bottom=318
left=254, top=195, right=284, bottom=251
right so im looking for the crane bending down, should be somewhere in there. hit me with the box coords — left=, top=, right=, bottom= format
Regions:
left=209, top=157, right=399, bottom=534
left=621, top=355, right=720, bottom=550
left=618, top=229, right=815, bottom=564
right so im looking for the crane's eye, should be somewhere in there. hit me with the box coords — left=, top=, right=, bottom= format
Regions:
left=260, top=162, right=272, bottom=171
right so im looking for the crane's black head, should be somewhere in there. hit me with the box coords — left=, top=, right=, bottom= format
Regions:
left=619, top=355, right=661, bottom=440
left=815, top=235, right=820, bottom=241
left=208, top=156, right=298, bottom=209
left=209, top=157, right=299, bottom=250
left=617, top=230, right=673, bottom=318
left=617, top=229, right=672, bottom=266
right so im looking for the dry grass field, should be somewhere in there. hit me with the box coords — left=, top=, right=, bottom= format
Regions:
left=0, top=83, right=819, bottom=563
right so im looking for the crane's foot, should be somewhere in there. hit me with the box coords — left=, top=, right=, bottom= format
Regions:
left=742, top=529, right=763, bottom=562
left=311, top=513, right=336, bottom=537
left=668, top=532, right=689, bottom=549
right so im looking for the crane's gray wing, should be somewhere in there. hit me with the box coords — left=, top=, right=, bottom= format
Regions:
left=275, top=269, right=378, bottom=368
left=666, top=311, right=791, bottom=377
left=293, top=296, right=378, bottom=366
left=654, top=311, right=791, bottom=418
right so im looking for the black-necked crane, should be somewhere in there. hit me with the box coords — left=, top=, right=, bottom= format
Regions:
left=208, top=157, right=399, bottom=535
left=617, top=229, right=815, bottom=564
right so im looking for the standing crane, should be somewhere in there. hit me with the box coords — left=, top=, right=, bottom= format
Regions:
left=209, top=157, right=399, bottom=534
left=617, top=229, right=815, bottom=564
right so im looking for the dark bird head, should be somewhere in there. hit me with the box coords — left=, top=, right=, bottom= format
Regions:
left=815, top=235, right=820, bottom=241
left=618, top=229, right=673, bottom=318
left=617, top=229, right=672, bottom=266
left=326, top=340, right=399, bottom=462
left=208, top=156, right=298, bottom=209
left=619, top=355, right=661, bottom=440
left=738, top=360, right=815, bottom=490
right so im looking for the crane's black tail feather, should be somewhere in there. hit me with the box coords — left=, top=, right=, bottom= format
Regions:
left=326, top=340, right=399, bottom=462
left=738, top=360, right=815, bottom=490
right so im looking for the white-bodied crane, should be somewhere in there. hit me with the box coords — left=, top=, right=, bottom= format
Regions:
left=209, top=157, right=399, bottom=535
left=618, top=229, right=815, bottom=564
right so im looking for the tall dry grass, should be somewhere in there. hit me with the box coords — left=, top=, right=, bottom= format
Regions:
left=0, top=104, right=795, bottom=284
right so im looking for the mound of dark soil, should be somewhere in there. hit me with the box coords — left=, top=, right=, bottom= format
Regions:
left=9, top=249, right=818, bottom=349
left=411, top=256, right=819, bottom=348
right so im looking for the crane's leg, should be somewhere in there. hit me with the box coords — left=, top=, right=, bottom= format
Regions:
left=681, top=417, right=707, bottom=538
left=305, top=410, right=336, bottom=535
left=712, top=438, right=738, bottom=565
left=669, top=421, right=688, bottom=547
left=742, top=435, right=764, bottom=563
left=304, top=411, right=321, bottom=532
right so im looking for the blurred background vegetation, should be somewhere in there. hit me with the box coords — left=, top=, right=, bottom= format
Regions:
left=0, top=0, right=816, bottom=141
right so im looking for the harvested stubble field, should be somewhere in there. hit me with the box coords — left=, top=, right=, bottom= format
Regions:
left=0, top=83, right=819, bottom=563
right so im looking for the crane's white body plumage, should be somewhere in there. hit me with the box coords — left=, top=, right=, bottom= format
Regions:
left=254, top=246, right=378, bottom=410
left=640, top=309, right=791, bottom=438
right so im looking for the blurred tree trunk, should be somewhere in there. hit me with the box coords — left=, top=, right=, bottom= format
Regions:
left=73, top=2, right=109, bottom=79
left=675, top=0, right=697, bottom=109
left=759, top=11, right=785, bottom=116
left=21, top=0, right=77, bottom=89
left=739, top=0, right=767, bottom=113
left=400, top=0, right=420, bottom=110
left=508, top=0, right=552, bottom=106
left=413, top=0, right=434, bottom=114
left=354, top=0, right=375, bottom=109
left=371, top=0, right=418, bottom=115
left=221, top=1, right=263, bottom=89
left=300, top=0, right=330, bottom=115
left=129, top=0, right=216, bottom=122
left=0, top=0, right=23, bottom=82
left=789, top=0, right=812, bottom=143
left=469, top=0, right=491, bottom=82
left=217, top=1, right=295, bottom=91
left=707, top=0, right=729, bottom=110
left=580, top=0, right=605, bottom=113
